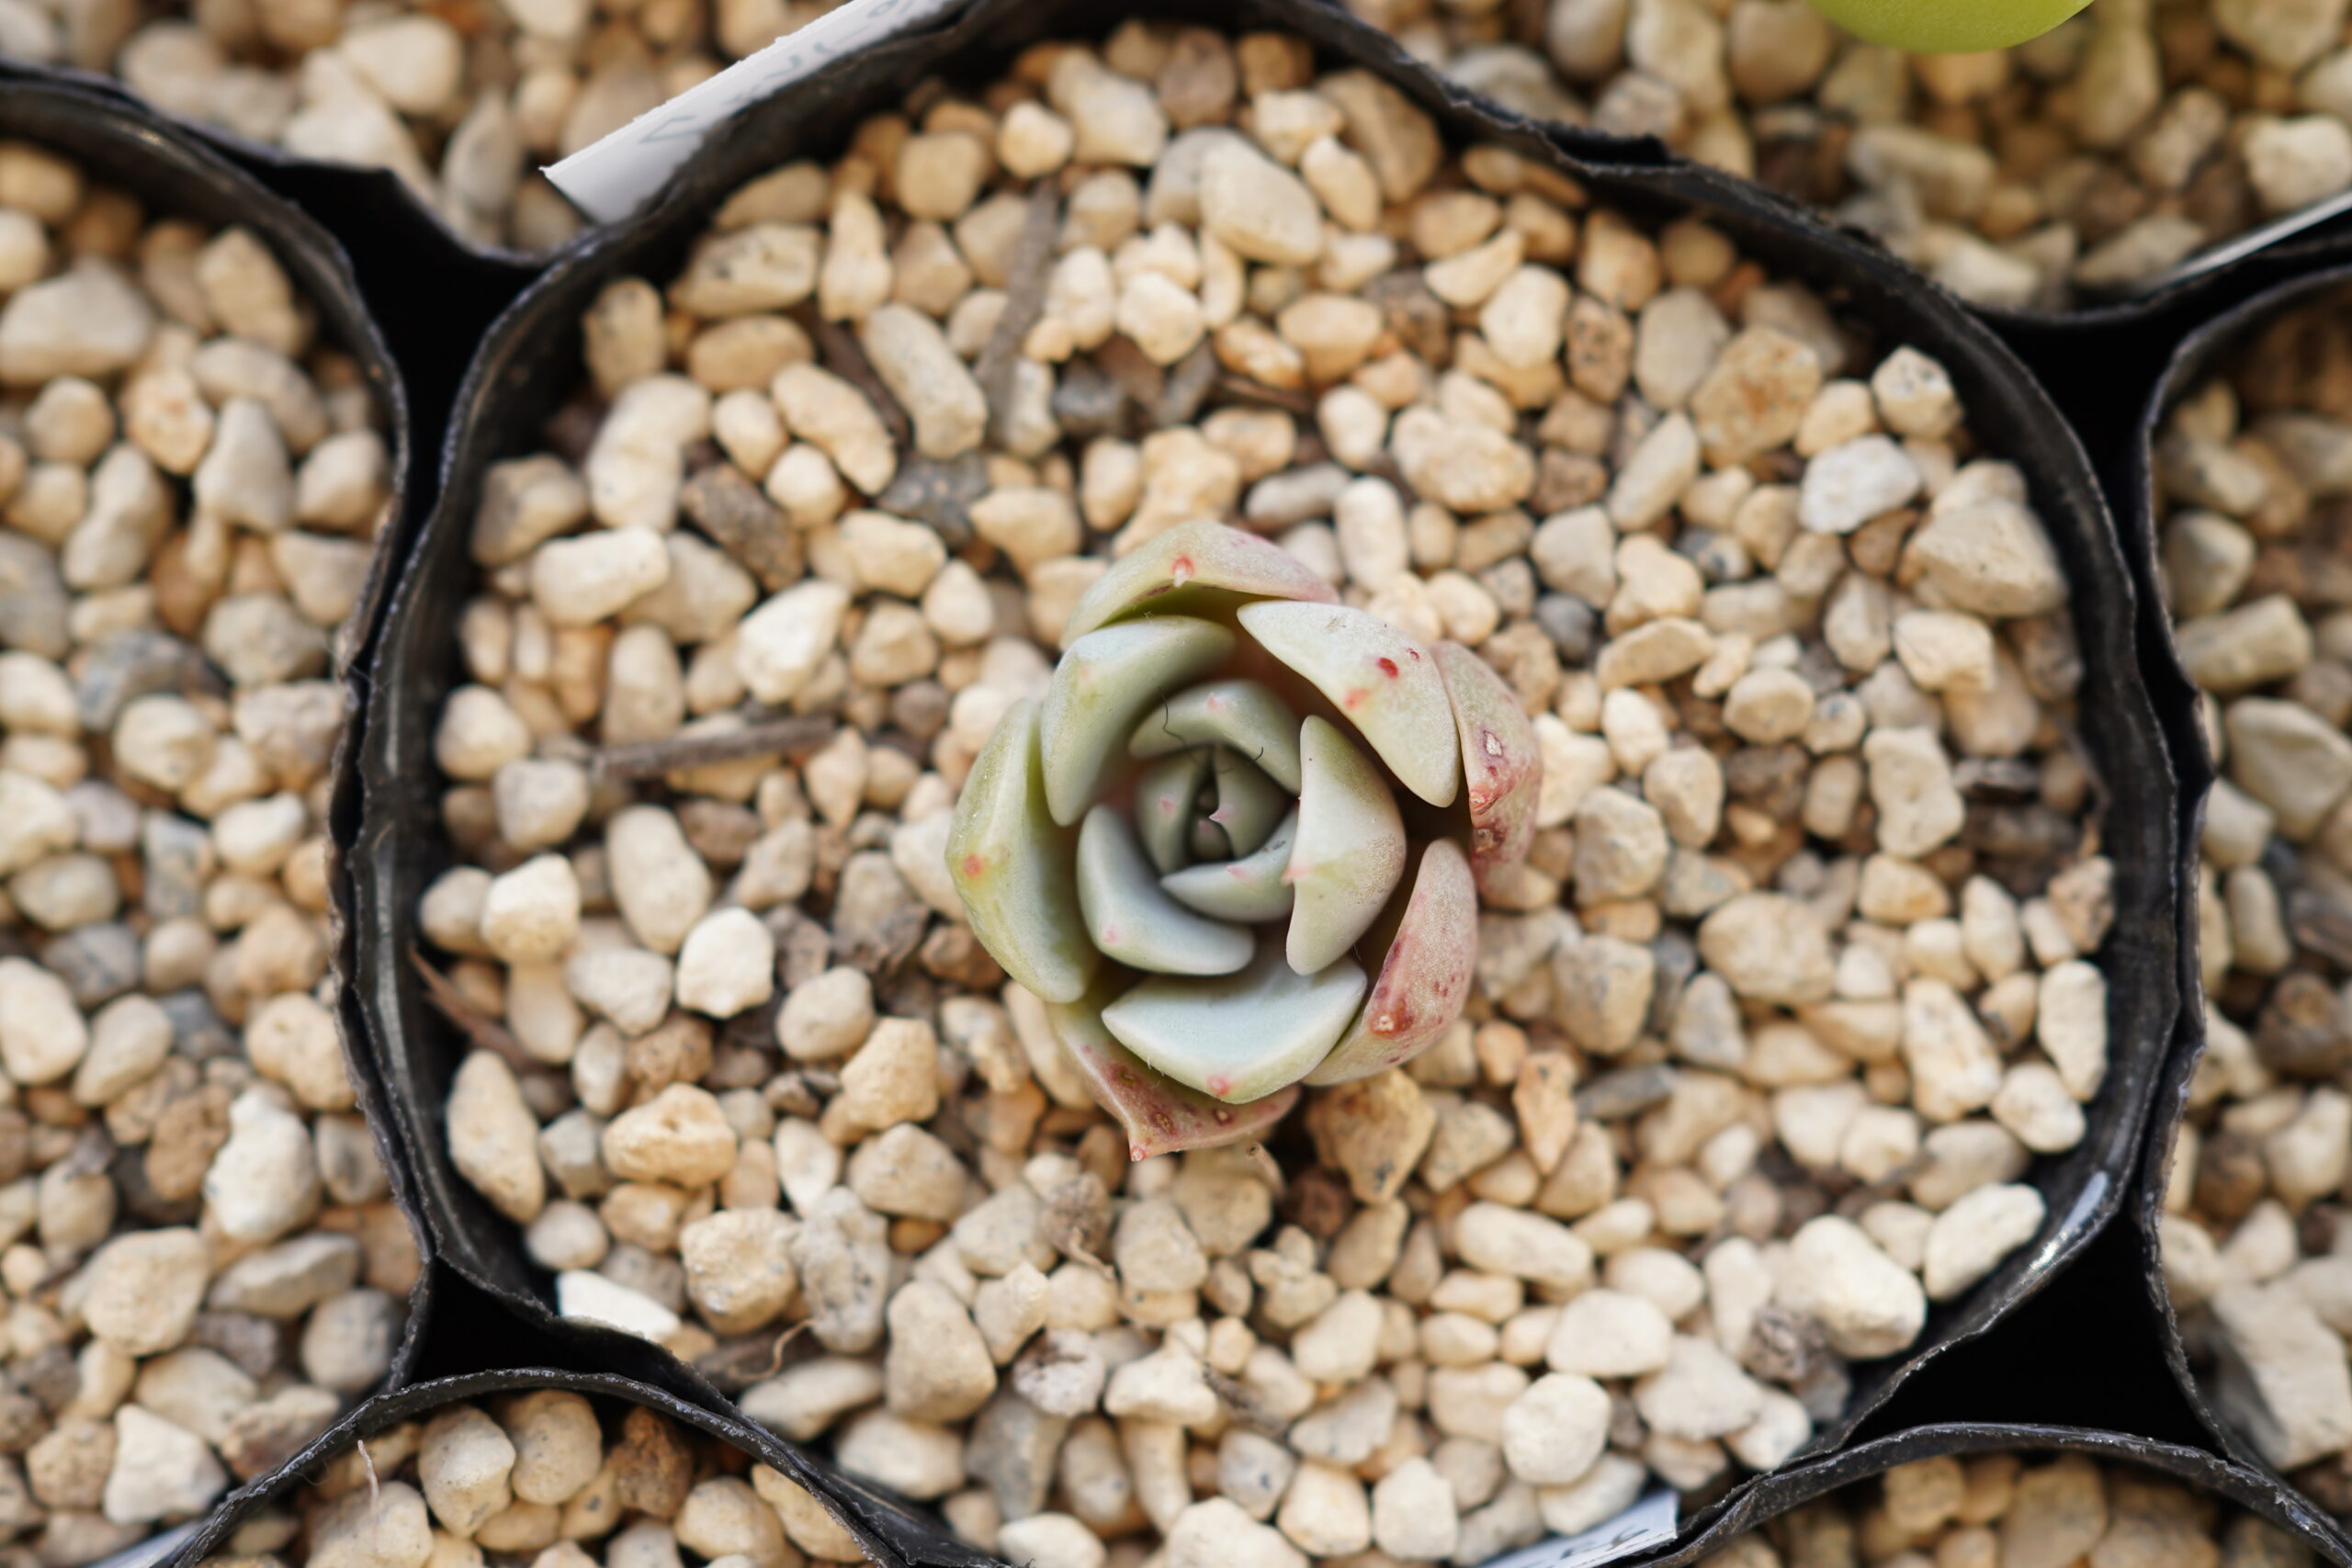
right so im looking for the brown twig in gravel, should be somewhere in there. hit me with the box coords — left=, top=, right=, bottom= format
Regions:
left=808, top=316, right=912, bottom=446
left=1151, top=342, right=1219, bottom=428
left=1212, top=373, right=1315, bottom=414
left=975, top=180, right=1062, bottom=442
left=591, top=713, right=837, bottom=780
left=413, top=954, right=536, bottom=1072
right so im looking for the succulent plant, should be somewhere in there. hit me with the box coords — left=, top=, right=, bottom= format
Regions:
left=946, top=522, right=1541, bottom=1159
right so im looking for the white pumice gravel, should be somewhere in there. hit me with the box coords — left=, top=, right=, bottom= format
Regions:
left=419, top=23, right=2114, bottom=1565
left=0, top=139, right=414, bottom=1559
left=197, top=1393, right=887, bottom=1568
left=2150, top=288, right=2352, bottom=1518
left=1691, top=1450, right=2312, bottom=1568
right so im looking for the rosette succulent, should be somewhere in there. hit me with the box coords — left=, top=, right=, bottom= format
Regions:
left=946, top=522, right=1541, bottom=1159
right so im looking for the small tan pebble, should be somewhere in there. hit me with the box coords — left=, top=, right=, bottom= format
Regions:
left=420, top=1405, right=518, bottom=1536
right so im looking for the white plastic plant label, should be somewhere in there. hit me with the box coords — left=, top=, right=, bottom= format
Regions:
left=546, top=0, right=960, bottom=222
left=1477, top=1489, right=1681, bottom=1568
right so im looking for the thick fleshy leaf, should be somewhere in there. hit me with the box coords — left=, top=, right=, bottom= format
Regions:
left=1237, top=602, right=1461, bottom=807
left=1307, top=839, right=1480, bottom=1085
left=1163, top=810, right=1297, bottom=923
left=1190, top=819, right=1230, bottom=861
left=1136, top=750, right=1210, bottom=875
left=1286, top=716, right=1406, bottom=976
left=1077, top=807, right=1252, bottom=976
left=1103, top=933, right=1367, bottom=1103
left=1049, top=974, right=1301, bottom=1160
left=944, top=699, right=1096, bottom=1004
left=1208, top=750, right=1286, bottom=857
left=1059, top=521, right=1338, bottom=649
left=1040, top=617, right=1235, bottom=826
left=1130, top=680, right=1304, bottom=792
left=1434, top=640, right=1542, bottom=893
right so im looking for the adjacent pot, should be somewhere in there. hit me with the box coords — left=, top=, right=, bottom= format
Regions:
left=0, top=67, right=431, bottom=1379
left=345, top=0, right=2186, bottom=1556
left=1634, top=1422, right=2350, bottom=1568
left=0, top=55, right=547, bottom=269
left=2122, top=260, right=2352, bottom=1558
left=166, top=1367, right=998, bottom=1568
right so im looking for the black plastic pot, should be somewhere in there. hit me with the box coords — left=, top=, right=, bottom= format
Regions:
left=168, top=1364, right=994, bottom=1568
left=2117, top=260, right=2352, bottom=1556
left=345, top=0, right=2186, bottom=1557
left=0, top=72, right=435, bottom=1393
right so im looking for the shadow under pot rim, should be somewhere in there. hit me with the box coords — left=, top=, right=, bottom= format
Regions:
left=2122, top=255, right=2352, bottom=1557
left=345, top=0, right=2183, bottom=1558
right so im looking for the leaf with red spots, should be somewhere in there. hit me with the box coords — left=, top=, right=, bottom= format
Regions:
left=1048, top=974, right=1302, bottom=1160
left=1434, top=639, right=1541, bottom=895
left=1308, top=838, right=1479, bottom=1086
left=1237, top=601, right=1461, bottom=808
left=1057, top=521, right=1337, bottom=649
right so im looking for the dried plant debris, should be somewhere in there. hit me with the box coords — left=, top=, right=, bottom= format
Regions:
left=194, top=1394, right=883, bottom=1568
left=1694, top=1451, right=2312, bottom=1568
left=1382, top=0, right=2352, bottom=310
left=2152, top=288, right=2352, bottom=1514
left=0, top=141, right=414, bottom=1558
left=421, top=25, right=2109, bottom=1564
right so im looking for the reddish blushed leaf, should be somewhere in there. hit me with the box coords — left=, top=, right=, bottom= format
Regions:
left=1048, top=976, right=1302, bottom=1159
left=1435, top=639, right=1541, bottom=896
left=1307, top=838, right=1478, bottom=1086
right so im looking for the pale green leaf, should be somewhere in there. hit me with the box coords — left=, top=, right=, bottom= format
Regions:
left=944, top=699, right=1096, bottom=1004
left=1130, top=679, right=1304, bottom=792
left=1077, top=806, right=1253, bottom=976
left=1161, top=809, right=1297, bottom=923
left=1286, top=715, right=1406, bottom=976
left=1102, top=933, right=1366, bottom=1103
left=1207, top=748, right=1286, bottom=857
left=1059, top=520, right=1338, bottom=649
left=1039, top=616, right=1234, bottom=826
left=1135, top=750, right=1210, bottom=875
